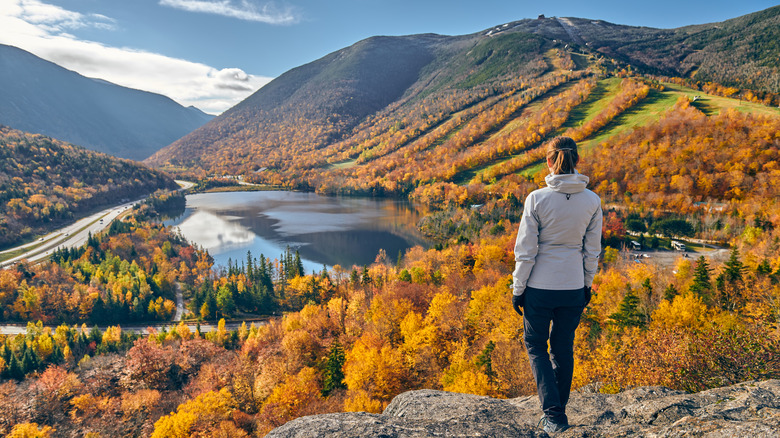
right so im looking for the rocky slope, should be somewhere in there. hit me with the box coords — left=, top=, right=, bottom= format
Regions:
left=266, top=380, right=780, bottom=437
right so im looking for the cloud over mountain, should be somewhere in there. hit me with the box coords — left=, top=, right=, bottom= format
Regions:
left=0, top=0, right=272, bottom=114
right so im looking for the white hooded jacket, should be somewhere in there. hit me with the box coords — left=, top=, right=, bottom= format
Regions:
left=512, top=172, right=602, bottom=294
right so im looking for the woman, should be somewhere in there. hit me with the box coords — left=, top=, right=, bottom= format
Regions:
left=511, top=136, right=602, bottom=433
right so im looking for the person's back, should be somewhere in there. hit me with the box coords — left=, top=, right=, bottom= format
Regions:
left=514, top=172, right=601, bottom=292
left=511, top=136, right=602, bottom=434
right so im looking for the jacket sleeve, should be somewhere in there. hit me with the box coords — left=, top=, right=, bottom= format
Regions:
left=513, top=195, right=539, bottom=295
left=582, top=202, right=602, bottom=287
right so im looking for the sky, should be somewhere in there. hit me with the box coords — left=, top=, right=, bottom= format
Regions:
left=1, top=1, right=777, bottom=115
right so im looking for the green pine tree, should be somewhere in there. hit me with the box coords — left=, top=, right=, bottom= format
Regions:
left=7, top=353, right=25, bottom=381
left=757, top=259, right=772, bottom=275
left=717, top=248, right=747, bottom=312
left=663, top=284, right=679, bottom=301
left=294, top=251, right=304, bottom=277
left=50, top=343, right=65, bottom=365
left=609, top=286, right=646, bottom=329
left=690, top=256, right=713, bottom=305
left=322, top=340, right=346, bottom=396
left=361, top=267, right=372, bottom=286
left=21, top=348, right=40, bottom=374
left=475, top=340, right=497, bottom=383
left=723, top=247, right=745, bottom=284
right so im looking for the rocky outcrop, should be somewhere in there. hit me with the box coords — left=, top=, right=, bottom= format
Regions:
left=266, top=380, right=780, bottom=437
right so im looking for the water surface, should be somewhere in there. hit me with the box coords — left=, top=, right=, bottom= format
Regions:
left=166, top=191, right=428, bottom=272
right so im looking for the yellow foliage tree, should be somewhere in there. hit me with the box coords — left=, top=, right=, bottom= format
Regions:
left=343, top=333, right=405, bottom=411
left=6, top=423, right=54, bottom=438
left=260, top=367, right=322, bottom=427
left=151, top=388, right=238, bottom=438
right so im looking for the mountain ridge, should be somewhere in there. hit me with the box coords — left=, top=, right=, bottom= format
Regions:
left=145, top=6, right=780, bottom=176
left=0, top=44, right=213, bottom=161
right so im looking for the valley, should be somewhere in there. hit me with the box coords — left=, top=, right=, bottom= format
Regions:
left=1, top=5, right=779, bottom=438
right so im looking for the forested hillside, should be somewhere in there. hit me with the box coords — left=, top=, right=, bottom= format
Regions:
left=146, top=6, right=780, bottom=180
left=0, top=126, right=177, bottom=248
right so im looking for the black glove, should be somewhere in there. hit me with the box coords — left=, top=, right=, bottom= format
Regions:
left=584, top=286, right=592, bottom=307
left=512, top=293, right=525, bottom=316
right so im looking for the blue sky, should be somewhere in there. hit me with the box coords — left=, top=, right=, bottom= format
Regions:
left=1, top=0, right=777, bottom=114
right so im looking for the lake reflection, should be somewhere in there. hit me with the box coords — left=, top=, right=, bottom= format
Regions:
left=166, top=191, right=428, bottom=272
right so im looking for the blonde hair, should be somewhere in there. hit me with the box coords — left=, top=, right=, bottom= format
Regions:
left=545, top=136, right=579, bottom=174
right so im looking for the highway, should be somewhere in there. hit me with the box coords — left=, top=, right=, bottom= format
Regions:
left=0, top=180, right=195, bottom=269
left=0, top=180, right=202, bottom=335
left=0, top=202, right=138, bottom=268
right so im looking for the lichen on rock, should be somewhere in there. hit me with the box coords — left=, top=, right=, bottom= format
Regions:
left=266, top=380, right=780, bottom=437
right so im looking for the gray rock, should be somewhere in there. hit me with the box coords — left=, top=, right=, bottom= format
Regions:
left=266, top=380, right=780, bottom=437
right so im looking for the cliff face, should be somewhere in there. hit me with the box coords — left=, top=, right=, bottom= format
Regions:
left=266, top=380, right=780, bottom=437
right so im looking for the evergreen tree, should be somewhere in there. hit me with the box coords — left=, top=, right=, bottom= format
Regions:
left=21, top=348, right=40, bottom=373
left=757, top=259, right=772, bottom=275
left=258, top=255, right=274, bottom=296
left=609, top=286, right=646, bottom=329
left=349, top=269, right=359, bottom=287
left=294, top=251, right=304, bottom=277
left=361, top=266, right=372, bottom=287
left=717, top=248, right=746, bottom=312
left=7, top=352, right=24, bottom=380
left=722, top=247, right=745, bottom=284
left=246, top=250, right=255, bottom=282
left=475, top=340, right=497, bottom=383
left=50, top=343, right=65, bottom=365
left=89, top=325, right=102, bottom=345
left=322, top=340, right=346, bottom=396
left=203, top=291, right=217, bottom=320
left=663, top=284, right=679, bottom=301
left=690, top=256, right=713, bottom=305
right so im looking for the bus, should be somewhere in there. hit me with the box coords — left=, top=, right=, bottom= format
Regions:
left=671, top=240, right=686, bottom=251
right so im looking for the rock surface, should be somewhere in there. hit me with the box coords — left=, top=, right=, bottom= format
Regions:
left=266, top=380, right=780, bottom=437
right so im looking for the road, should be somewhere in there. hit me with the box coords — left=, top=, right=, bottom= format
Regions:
left=0, top=202, right=138, bottom=268
left=0, top=319, right=268, bottom=335
left=0, top=181, right=195, bottom=269
left=174, top=283, right=185, bottom=321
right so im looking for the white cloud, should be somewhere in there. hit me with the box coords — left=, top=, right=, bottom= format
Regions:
left=159, top=0, right=299, bottom=24
left=0, top=0, right=273, bottom=114
left=14, top=0, right=117, bottom=32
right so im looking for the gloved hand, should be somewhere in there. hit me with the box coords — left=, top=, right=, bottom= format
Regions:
left=584, top=286, right=592, bottom=307
left=512, top=293, right=525, bottom=316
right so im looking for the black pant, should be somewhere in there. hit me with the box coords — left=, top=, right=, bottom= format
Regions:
left=523, top=286, right=586, bottom=424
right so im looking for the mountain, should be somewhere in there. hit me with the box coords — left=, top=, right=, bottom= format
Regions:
left=0, top=125, right=177, bottom=248
left=145, top=6, right=780, bottom=183
left=0, top=44, right=213, bottom=161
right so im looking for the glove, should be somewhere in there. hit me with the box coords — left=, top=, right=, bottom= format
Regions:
left=512, top=293, right=525, bottom=316
left=584, top=286, right=592, bottom=307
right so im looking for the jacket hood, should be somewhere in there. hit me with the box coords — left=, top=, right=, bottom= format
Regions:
left=544, top=172, right=589, bottom=194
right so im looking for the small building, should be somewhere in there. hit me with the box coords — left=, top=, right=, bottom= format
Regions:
left=630, top=240, right=642, bottom=251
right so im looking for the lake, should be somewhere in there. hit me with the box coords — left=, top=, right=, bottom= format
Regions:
left=165, top=191, right=429, bottom=273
